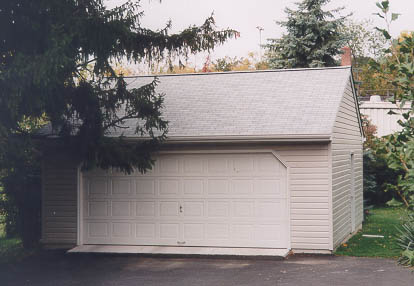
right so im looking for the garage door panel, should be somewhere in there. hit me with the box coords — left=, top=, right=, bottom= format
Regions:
left=159, top=201, right=180, bottom=217
left=207, top=157, right=229, bottom=173
left=112, top=222, right=132, bottom=238
left=83, top=152, right=288, bottom=248
left=254, top=179, right=283, bottom=195
left=159, top=179, right=180, bottom=196
left=183, top=179, right=204, bottom=195
left=182, top=201, right=204, bottom=217
left=207, top=201, right=230, bottom=217
left=136, top=223, right=156, bottom=239
left=255, top=224, right=282, bottom=241
left=183, top=223, right=204, bottom=240
left=89, top=222, right=109, bottom=237
left=136, top=180, right=155, bottom=195
left=232, top=179, right=253, bottom=195
left=257, top=201, right=285, bottom=218
left=232, top=224, right=254, bottom=240
left=112, top=179, right=132, bottom=195
left=206, top=224, right=229, bottom=239
left=233, top=157, right=254, bottom=173
left=183, top=158, right=204, bottom=174
left=111, top=201, right=132, bottom=217
left=233, top=201, right=255, bottom=217
left=88, top=201, right=108, bottom=217
left=159, top=158, right=180, bottom=174
left=89, top=179, right=108, bottom=196
left=136, top=201, right=156, bottom=217
left=207, top=179, right=229, bottom=195
left=159, top=223, right=179, bottom=239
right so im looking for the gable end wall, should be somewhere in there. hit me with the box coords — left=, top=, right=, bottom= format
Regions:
left=331, top=79, right=364, bottom=249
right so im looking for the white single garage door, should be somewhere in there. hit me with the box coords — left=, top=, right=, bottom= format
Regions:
left=82, top=152, right=288, bottom=248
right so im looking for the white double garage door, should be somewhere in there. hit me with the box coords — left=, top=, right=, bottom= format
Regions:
left=82, top=152, right=289, bottom=249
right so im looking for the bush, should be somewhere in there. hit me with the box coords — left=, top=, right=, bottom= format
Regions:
left=363, top=149, right=398, bottom=206
left=0, top=136, right=42, bottom=248
left=0, top=188, right=19, bottom=238
left=397, top=213, right=414, bottom=266
left=1, top=168, right=41, bottom=248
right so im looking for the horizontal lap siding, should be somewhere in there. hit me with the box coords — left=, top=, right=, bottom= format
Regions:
left=42, top=156, right=78, bottom=246
left=42, top=144, right=331, bottom=251
left=332, top=80, right=364, bottom=249
left=274, top=145, right=331, bottom=250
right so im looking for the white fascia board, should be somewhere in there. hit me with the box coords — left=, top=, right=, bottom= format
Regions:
left=123, top=134, right=332, bottom=143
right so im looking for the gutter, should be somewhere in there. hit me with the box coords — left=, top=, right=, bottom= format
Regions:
left=121, top=134, right=332, bottom=144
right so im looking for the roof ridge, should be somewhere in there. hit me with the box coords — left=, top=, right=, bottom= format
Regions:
left=122, top=66, right=351, bottom=79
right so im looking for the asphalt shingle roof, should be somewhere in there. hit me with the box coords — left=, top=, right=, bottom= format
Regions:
left=114, top=66, right=352, bottom=139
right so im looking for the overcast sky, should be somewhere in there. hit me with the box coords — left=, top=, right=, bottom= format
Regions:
left=108, top=0, right=414, bottom=67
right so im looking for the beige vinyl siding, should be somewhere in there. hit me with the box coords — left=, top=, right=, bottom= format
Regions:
left=41, top=155, right=79, bottom=246
left=273, top=144, right=331, bottom=251
left=42, top=143, right=331, bottom=251
left=332, top=79, right=364, bottom=249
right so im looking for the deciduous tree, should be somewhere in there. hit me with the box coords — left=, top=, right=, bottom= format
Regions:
left=370, top=1, right=414, bottom=209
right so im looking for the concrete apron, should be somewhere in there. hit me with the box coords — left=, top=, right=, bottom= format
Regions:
left=68, top=245, right=289, bottom=259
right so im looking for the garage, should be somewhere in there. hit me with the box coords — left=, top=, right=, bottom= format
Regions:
left=82, top=152, right=288, bottom=249
left=41, top=67, right=363, bottom=254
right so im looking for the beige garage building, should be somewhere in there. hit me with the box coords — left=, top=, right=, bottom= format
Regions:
left=41, top=66, right=363, bottom=256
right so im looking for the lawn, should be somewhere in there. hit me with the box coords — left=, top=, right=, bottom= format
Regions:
left=0, top=218, right=32, bottom=264
left=335, top=207, right=411, bottom=258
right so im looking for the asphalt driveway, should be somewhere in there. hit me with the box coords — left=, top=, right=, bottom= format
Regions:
left=1, top=251, right=413, bottom=286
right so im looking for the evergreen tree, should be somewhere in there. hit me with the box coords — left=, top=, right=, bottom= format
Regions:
left=0, top=0, right=237, bottom=173
left=265, top=0, right=347, bottom=69
left=0, top=0, right=237, bottom=247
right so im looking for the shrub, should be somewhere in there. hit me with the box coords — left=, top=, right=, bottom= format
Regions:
left=0, top=188, right=19, bottom=238
left=397, top=213, right=414, bottom=266
left=363, top=149, right=398, bottom=206
left=0, top=136, right=42, bottom=248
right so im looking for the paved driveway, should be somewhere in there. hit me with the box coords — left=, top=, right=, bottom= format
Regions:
left=1, top=251, right=413, bottom=286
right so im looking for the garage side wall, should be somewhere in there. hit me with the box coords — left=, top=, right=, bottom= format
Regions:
left=41, top=155, right=79, bottom=247
left=332, top=79, right=364, bottom=249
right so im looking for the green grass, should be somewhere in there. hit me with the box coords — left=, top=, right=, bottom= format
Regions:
left=0, top=219, right=35, bottom=264
left=0, top=237, right=26, bottom=264
left=335, top=207, right=411, bottom=258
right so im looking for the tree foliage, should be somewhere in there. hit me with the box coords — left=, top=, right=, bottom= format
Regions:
left=370, top=1, right=414, bottom=208
left=265, top=0, right=347, bottom=69
left=341, top=19, right=388, bottom=62
left=0, top=0, right=238, bottom=173
left=0, top=0, right=237, bottom=246
left=212, top=53, right=268, bottom=72
left=339, top=19, right=393, bottom=97
left=146, top=52, right=268, bottom=74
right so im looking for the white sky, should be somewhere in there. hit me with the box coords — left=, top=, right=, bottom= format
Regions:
left=107, top=0, right=414, bottom=67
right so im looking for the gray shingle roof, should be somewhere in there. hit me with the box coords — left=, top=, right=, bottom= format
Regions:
left=114, top=66, right=352, bottom=140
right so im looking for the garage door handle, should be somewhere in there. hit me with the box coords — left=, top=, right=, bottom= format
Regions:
left=179, top=205, right=183, bottom=213
left=177, top=241, right=186, bottom=245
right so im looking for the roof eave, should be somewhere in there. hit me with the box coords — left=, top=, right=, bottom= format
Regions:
left=123, top=134, right=332, bottom=144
